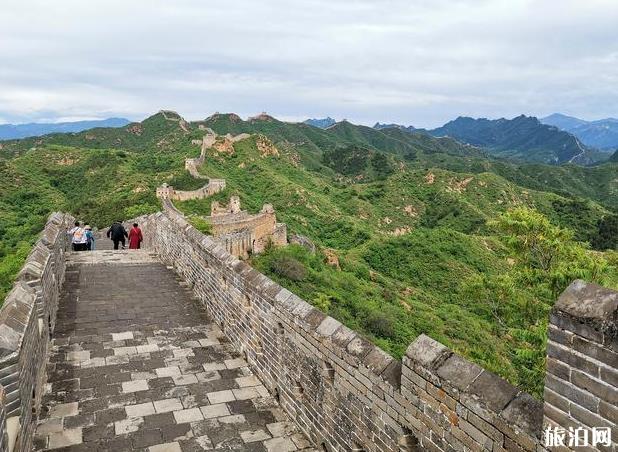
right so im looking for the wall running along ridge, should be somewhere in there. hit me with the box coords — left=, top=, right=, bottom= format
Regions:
left=156, top=131, right=226, bottom=201
left=157, top=132, right=287, bottom=258
left=0, top=212, right=74, bottom=452
left=131, top=209, right=617, bottom=452
left=0, top=209, right=615, bottom=451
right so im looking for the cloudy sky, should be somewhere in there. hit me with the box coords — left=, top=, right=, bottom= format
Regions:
left=1, top=0, right=617, bottom=127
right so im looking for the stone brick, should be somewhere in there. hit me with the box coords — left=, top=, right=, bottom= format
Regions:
left=546, top=341, right=599, bottom=376
left=569, top=403, right=614, bottom=429
left=436, top=354, right=483, bottom=392
left=405, top=334, right=451, bottom=369
left=500, top=393, right=543, bottom=436
left=545, top=357, right=570, bottom=381
left=200, top=403, right=230, bottom=419
left=468, top=370, right=518, bottom=412
left=173, top=408, right=204, bottom=423
left=125, top=401, right=156, bottom=417
left=545, top=374, right=599, bottom=413
left=571, top=369, right=617, bottom=405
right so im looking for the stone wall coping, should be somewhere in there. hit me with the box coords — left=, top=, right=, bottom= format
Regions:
left=554, top=280, right=618, bottom=339
left=0, top=212, right=73, bottom=360
left=156, top=207, right=545, bottom=438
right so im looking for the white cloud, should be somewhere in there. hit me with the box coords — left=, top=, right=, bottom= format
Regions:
left=0, top=0, right=616, bottom=127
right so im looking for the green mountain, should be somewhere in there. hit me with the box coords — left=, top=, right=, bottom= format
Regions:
left=0, top=117, right=129, bottom=140
left=1, top=111, right=617, bottom=398
left=541, top=113, right=618, bottom=151
left=373, top=122, right=416, bottom=133
left=304, top=117, right=336, bottom=128
left=427, top=115, right=606, bottom=165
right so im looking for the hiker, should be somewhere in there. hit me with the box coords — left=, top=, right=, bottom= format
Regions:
left=106, top=220, right=128, bottom=250
left=68, top=221, right=88, bottom=251
left=128, top=223, right=143, bottom=249
left=84, top=225, right=95, bottom=251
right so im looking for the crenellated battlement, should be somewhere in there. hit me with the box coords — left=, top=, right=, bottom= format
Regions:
left=129, top=209, right=616, bottom=452
left=156, top=132, right=288, bottom=258
left=0, top=212, right=74, bottom=452
left=0, top=210, right=616, bottom=451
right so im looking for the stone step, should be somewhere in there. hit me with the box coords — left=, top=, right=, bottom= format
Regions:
left=34, top=258, right=312, bottom=451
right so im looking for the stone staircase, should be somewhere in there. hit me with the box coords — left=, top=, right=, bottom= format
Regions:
left=33, top=250, right=314, bottom=451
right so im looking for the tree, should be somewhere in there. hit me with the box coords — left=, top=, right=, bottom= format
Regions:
left=592, top=215, right=618, bottom=251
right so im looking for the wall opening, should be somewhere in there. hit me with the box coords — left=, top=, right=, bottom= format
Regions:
left=293, top=381, right=304, bottom=397
left=243, top=294, right=251, bottom=307
left=398, top=430, right=420, bottom=452
left=351, top=442, right=365, bottom=452
left=31, top=388, right=37, bottom=416
left=322, top=361, right=335, bottom=382
left=275, top=322, right=285, bottom=335
left=274, top=387, right=280, bottom=403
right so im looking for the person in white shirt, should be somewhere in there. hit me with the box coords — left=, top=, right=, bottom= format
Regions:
left=68, top=221, right=88, bottom=251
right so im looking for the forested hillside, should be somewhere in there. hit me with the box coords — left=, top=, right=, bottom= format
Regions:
left=427, top=115, right=607, bottom=165
left=1, top=111, right=617, bottom=397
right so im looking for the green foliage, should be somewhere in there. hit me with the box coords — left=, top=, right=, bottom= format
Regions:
left=188, top=216, right=212, bottom=235
left=270, top=255, right=307, bottom=281
left=2, top=112, right=617, bottom=400
left=323, top=145, right=370, bottom=176
left=365, top=309, right=396, bottom=339
left=312, top=292, right=332, bottom=313
left=462, top=207, right=617, bottom=396
left=592, top=215, right=618, bottom=250
left=370, top=152, right=394, bottom=179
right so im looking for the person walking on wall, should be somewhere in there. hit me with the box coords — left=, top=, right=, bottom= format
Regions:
left=107, top=220, right=128, bottom=250
left=84, top=225, right=95, bottom=251
left=68, top=221, right=88, bottom=251
left=128, top=223, right=143, bottom=249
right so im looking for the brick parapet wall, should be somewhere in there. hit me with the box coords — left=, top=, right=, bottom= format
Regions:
left=0, top=385, right=7, bottom=452
left=0, top=212, right=74, bottom=452
left=134, top=210, right=550, bottom=452
left=544, top=281, right=617, bottom=451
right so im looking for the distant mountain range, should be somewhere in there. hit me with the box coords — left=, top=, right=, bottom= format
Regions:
left=425, top=115, right=605, bottom=165
left=373, top=122, right=416, bottom=133
left=540, top=113, right=618, bottom=151
left=303, top=117, right=336, bottom=129
left=305, top=114, right=612, bottom=165
left=0, top=117, right=130, bottom=140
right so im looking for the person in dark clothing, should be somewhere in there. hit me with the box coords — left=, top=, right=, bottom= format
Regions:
left=107, top=220, right=128, bottom=250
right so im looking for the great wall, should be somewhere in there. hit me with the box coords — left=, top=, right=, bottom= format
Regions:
left=0, top=131, right=615, bottom=451
left=155, top=130, right=287, bottom=259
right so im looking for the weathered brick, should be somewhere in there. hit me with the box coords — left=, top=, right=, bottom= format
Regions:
left=545, top=374, right=599, bottom=413
left=570, top=370, right=617, bottom=406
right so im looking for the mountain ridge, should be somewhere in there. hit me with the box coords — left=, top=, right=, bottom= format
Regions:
left=426, top=114, right=603, bottom=165
left=540, top=112, right=618, bottom=151
left=0, top=117, right=130, bottom=140
left=1, top=109, right=617, bottom=400
left=303, top=117, right=336, bottom=129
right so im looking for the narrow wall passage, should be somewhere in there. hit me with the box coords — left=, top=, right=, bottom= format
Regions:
left=34, top=250, right=315, bottom=451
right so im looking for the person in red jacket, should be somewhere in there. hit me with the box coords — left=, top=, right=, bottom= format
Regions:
left=128, top=223, right=143, bottom=249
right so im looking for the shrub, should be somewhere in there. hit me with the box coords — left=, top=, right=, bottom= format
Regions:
left=312, top=292, right=332, bottom=313
left=270, top=256, right=307, bottom=281
left=365, top=310, right=396, bottom=338
left=189, top=217, right=212, bottom=235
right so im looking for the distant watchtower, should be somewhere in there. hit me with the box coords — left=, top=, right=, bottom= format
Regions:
left=156, top=183, right=173, bottom=200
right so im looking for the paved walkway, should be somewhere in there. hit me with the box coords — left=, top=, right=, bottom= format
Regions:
left=34, top=251, right=314, bottom=451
